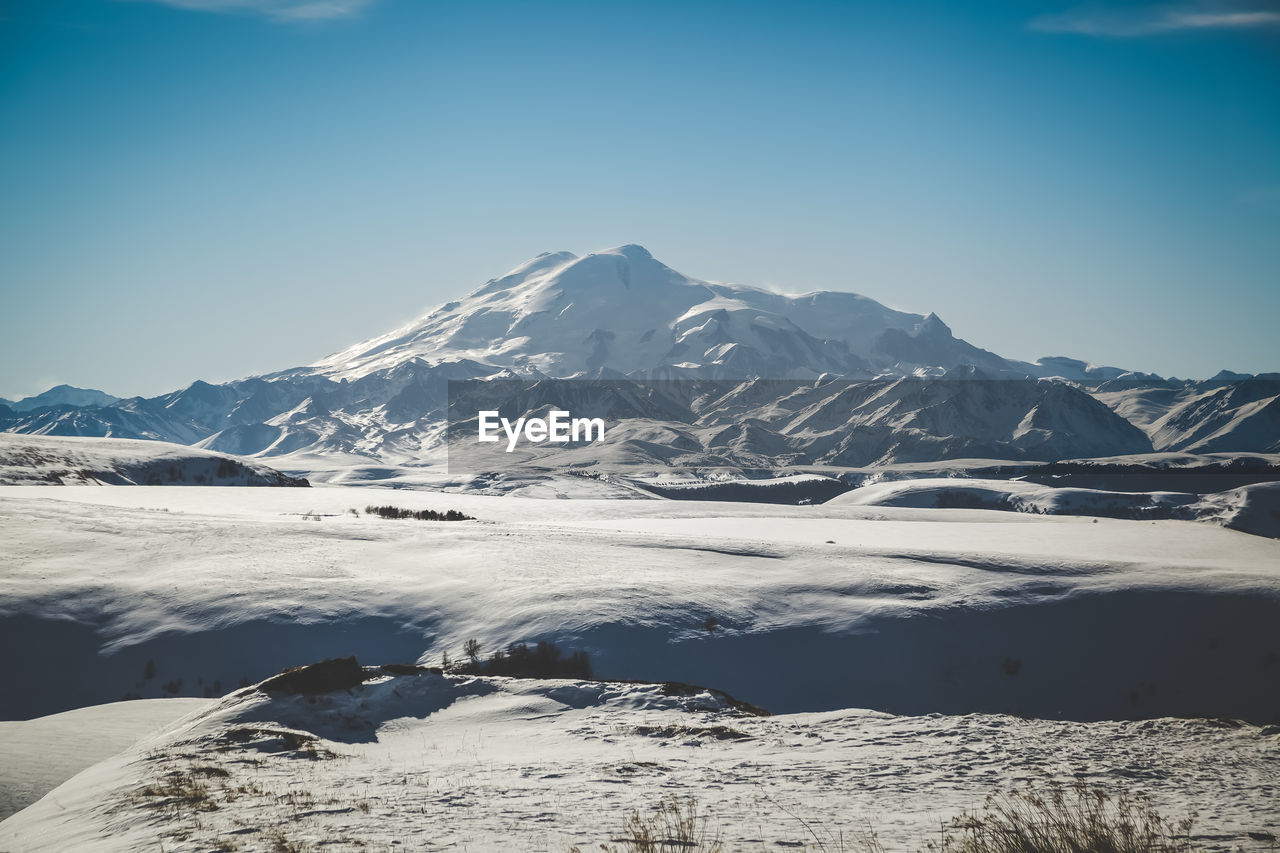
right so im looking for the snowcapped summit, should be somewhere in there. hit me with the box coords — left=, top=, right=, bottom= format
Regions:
left=310, top=245, right=1015, bottom=381
left=601, top=243, right=653, bottom=259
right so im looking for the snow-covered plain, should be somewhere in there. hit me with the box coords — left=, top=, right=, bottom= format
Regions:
left=827, top=477, right=1280, bottom=539
left=2, top=485, right=1278, bottom=850
left=3, top=485, right=1279, bottom=721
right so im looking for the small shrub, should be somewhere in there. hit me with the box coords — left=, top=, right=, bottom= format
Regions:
left=630, top=723, right=749, bottom=741
left=190, top=765, right=230, bottom=779
left=135, top=770, right=217, bottom=811
left=264, top=828, right=310, bottom=853
left=259, top=656, right=367, bottom=695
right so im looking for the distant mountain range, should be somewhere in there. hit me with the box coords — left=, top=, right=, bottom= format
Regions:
left=2, top=245, right=1276, bottom=481
left=1, top=384, right=119, bottom=413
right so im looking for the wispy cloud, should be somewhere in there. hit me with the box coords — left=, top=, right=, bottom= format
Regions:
left=123, top=0, right=378, bottom=22
left=1031, top=2, right=1280, bottom=37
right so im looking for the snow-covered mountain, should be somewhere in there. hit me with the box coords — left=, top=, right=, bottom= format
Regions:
left=0, top=245, right=1274, bottom=479
left=3, top=385, right=119, bottom=413
left=446, top=372, right=1155, bottom=473
left=1093, top=373, right=1280, bottom=453
left=310, top=244, right=1016, bottom=380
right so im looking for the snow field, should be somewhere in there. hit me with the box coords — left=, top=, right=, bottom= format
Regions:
left=2, top=671, right=1277, bottom=851
left=2, top=486, right=1278, bottom=722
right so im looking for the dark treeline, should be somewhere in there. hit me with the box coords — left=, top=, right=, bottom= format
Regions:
left=452, top=639, right=591, bottom=680
left=365, top=505, right=473, bottom=521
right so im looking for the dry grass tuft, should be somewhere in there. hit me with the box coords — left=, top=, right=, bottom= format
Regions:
left=928, top=781, right=1198, bottom=853
left=134, top=770, right=218, bottom=812
left=572, top=782, right=1201, bottom=853
left=572, top=795, right=723, bottom=853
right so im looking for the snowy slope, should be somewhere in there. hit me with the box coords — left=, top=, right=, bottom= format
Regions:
left=2, top=484, right=1278, bottom=850
left=0, top=698, right=208, bottom=820
left=0, top=434, right=309, bottom=486
left=1148, top=376, right=1280, bottom=453
left=2, top=666, right=1277, bottom=852
left=1195, top=481, right=1280, bottom=539
left=825, top=476, right=1280, bottom=538
left=1093, top=376, right=1280, bottom=453
left=310, top=245, right=1015, bottom=381
left=1031, top=356, right=1161, bottom=384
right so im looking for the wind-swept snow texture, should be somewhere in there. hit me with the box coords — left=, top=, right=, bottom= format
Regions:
left=2, top=486, right=1278, bottom=724
left=0, top=699, right=209, bottom=820
left=0, top=434, right=309, bottom=486
left=1, top=668, right=1276, bottom=852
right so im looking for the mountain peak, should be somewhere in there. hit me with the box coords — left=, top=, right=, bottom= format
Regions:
left=917, top=312, right=952, bottom=338
left=308, top=247, right=1027, bottom=381
left=597, top=244, right=653, bottom=260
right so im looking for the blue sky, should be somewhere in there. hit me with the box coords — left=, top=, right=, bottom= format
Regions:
left=1, top=0, right=1277, bottom=399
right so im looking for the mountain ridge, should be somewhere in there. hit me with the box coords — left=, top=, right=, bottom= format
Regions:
left=0, top=245, right=1275, bottom=481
